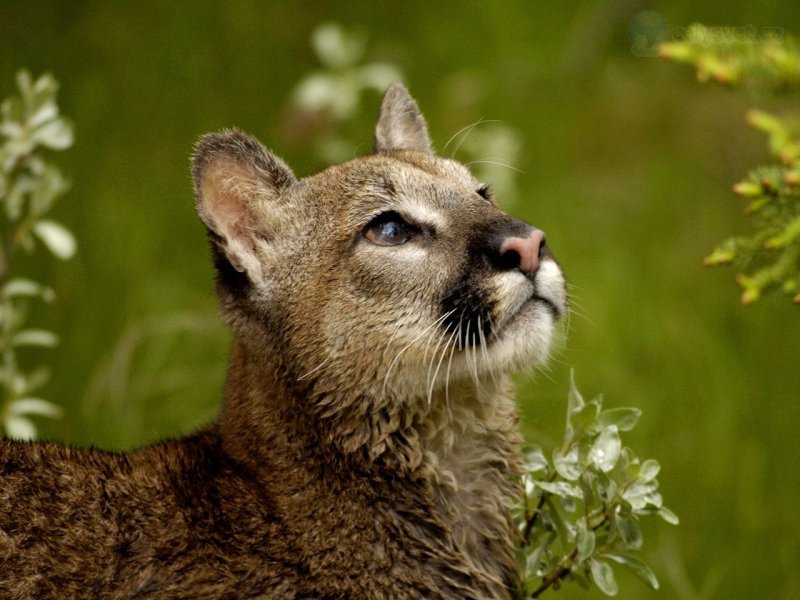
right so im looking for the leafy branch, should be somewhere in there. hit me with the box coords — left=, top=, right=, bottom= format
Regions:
left=514, top=374, right=678, bottom=597
left=660, top=25, right=800, bottom=305
left=0, top=70, right=76, bottom=438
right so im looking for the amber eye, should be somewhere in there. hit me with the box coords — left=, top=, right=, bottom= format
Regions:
left=364, top=212, right=415, bottom=246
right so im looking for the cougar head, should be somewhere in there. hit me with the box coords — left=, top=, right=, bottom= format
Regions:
left=192, top=83, right=567, bottom=408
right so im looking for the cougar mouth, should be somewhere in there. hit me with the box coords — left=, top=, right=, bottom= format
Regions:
left=489, top=261, right=567, bottom=342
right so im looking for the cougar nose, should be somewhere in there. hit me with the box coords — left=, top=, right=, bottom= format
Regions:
left=498, top=229, right=546, bottom=276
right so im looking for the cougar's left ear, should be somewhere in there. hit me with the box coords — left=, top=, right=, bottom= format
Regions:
left=374, top=83, right=432, bottom=154
left=192, top=129, right=296, bottom=284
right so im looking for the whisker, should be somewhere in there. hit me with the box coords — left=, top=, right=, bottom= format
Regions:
left=444, top=328, right=460, bottom=411
left=296, top=356, right=331, bottom=381
left=383, top=310, right=455, bottom=397
left=428, top=328, right=459, bottom=406
left=445, top=118, right=502, bottom=157
left=477, top=316, right=499, bottom=387
left=466, top=159, right=525, bottom=174
left=426, top=328, right=450, bottom=403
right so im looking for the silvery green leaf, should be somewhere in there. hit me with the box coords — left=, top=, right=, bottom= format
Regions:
left=644, top=490, right=663, bottom=509
left=4, top=415, right=37, bottom=440
left=571, top=401, right=600, bottom=432
left=294, top=73, right=336, bottom=111
left=33, top=220, right=76, bottom=259
left=591, top=470, right=617, bottom=503
left=28, top=100, right=57, bottom=129
left=576, top=521, right=595, bottom=561
left=8, top=397, right=63, bottom=419
left=567, top=369, right=585, bottom=414
left=31, top=71, right=58, bottom=97
left=658, top=506, right=680, bottom=525
left=553, top=446, right=581, bottom=480
left=523, top=445, right=549, bottom=472
left=3, top=278, right=41, bottom=297
left=589, top=426, right=621, bottom=472
left=0, top=120, right=23, bottom=139
left=604, top=553, right=660, bottom=590
left=31, top=117, right=73, bottom=150
left=559, top=493, right=577, bottom=513
left=597, top=407, right=641, bottom=432
left=3, top=278, right=55, bottom=301
left=638, top=459, right=660, bottom=482
left=357, top=63, right=403, bottom=91
left=565, top=369, right=585, bottom=442
left=15, top=70, right=33, bottom=98
left=525, top=544, right=544, bottom=578
left=311, top=22, right=366, bottom=69
left=622, top=482, right=658, bottom=510
left=589, top=558, right=619, bottom=596
left=12, top=329, right=59, bottom=347
left=617, top=516, right=643, bottom=549
left=535, top=481, right=583, bottom=500
left=523, top=475, right=536, bottom=496
left=10, top=374, right=27, bottom=395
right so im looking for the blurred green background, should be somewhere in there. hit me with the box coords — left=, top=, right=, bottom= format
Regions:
left=2, top=1, right=799, bottom=598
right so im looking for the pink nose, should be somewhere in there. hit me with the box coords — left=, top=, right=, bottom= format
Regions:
left=499, top=229, right=546, bottom=275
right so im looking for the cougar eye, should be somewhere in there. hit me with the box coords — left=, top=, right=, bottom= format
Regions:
left=364, top=212, right=415, bottom=246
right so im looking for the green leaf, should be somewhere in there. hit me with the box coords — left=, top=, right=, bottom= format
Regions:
left=12, top=329, right=59, bottom=347
left=535, top=480, right=583, bottom=500
left=571, top=401, right=600, bottom=433
left=590, top=470, right=617, bottom=503
left=617, top=516, right=643, bottom=550
left=33, top=220, right=77, bottom=260
left=31, top=117, right=74, bottom=150
left=2, top=278, right=55, bottom=301
left=590, top=558, right=619, bottom=596
left=8, top=398, right=63, bottom=419
left=534, top=481, right=583, bottom=500
left=553, top=446, right=581, bottom=480
left=597, top=407, right=641, bottom=432
left=567, top=369, right=585, bottom=414
left=638, top=459, right=661, bottom=482
left=604, top=552, right=660, bottom=590
left=523, top=445, right=549, bottom=472
left=589, top=426, right=621, bottom=472
left=622, top=481, right=658, bottom=510
left=525, top=543, right=544, bottom=578
left=576, top=521, right=595, bottom=561
left=4, top=415, right=37, bottom=440
left=658, top=506, right=680, bottom=525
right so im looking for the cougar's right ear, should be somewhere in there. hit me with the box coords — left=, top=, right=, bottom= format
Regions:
left=374, top=83, right=432, bottom=154
left=192, top=129, right=296, bottom=284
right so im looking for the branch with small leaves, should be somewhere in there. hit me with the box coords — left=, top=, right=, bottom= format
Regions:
left=514, top=374, right=678, bottom=597
left=660, top=25, right=800, bottom=305
left=0, top=70, right=76, bottom=438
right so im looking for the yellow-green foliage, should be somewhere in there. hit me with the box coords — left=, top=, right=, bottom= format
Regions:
left=661, top=25, right=800, bottom=305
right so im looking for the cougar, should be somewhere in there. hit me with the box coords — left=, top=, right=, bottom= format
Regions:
left=0, top=84, right=567, bottom=599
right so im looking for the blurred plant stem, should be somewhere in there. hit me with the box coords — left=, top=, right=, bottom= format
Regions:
left=0, top=70, right=76, bottom=438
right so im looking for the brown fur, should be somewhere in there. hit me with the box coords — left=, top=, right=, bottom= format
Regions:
left=0, top=84, right=567, bottom=599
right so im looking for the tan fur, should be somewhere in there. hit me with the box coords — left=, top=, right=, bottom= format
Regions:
left=0, top=84, right=566, bottom=599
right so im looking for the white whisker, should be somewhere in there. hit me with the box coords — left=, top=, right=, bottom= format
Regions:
left=466, top=159, right=525, bottom=174
left=296, top=356, right=331, bottom=381
left=383, top=310, right=455, bottom=397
